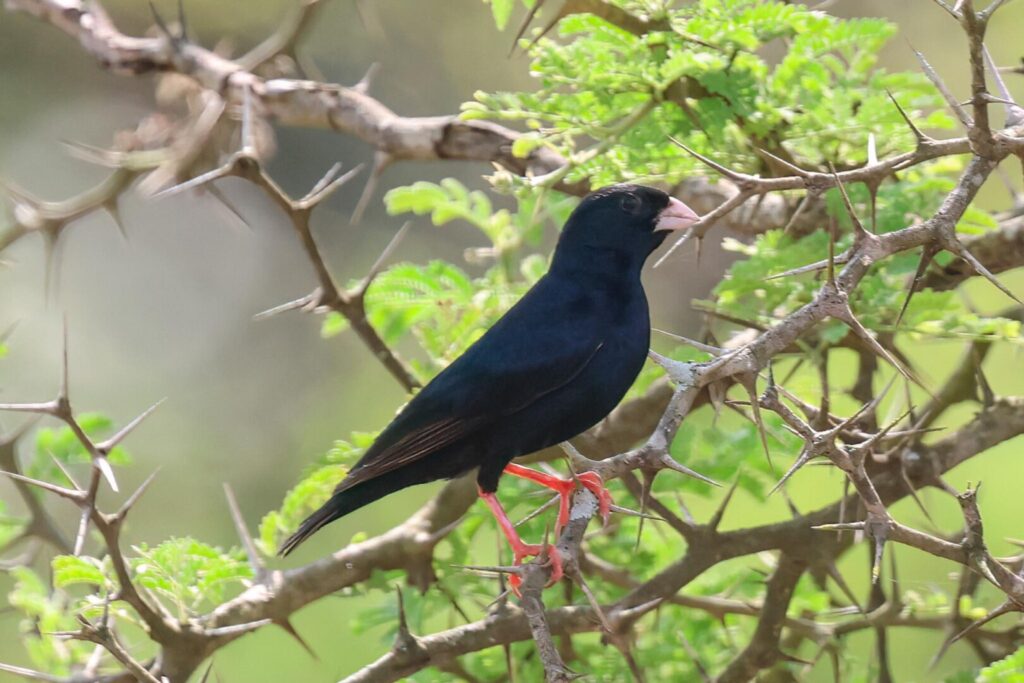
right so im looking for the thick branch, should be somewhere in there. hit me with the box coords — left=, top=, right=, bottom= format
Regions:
left=715, top=554, right=806, bottom=683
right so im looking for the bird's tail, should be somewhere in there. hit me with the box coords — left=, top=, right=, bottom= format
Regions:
left=277, top=499, right=341, bottom=557
left=277, top=474, right=407, bottom=557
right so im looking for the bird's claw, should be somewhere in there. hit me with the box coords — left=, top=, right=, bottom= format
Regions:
left=534, top=472, right=613, bottom=533
left=502, top=463, right=614, bottom=533
left=508, top=541, right=564, bottom=596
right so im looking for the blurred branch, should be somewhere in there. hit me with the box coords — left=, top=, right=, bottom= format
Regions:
left=917, top=306, right=1023, bottom=429
left=0, top=420, right=71, bottom=554
left=3, top=0, right=582, bottom=187
left=4, top=0, right=983, bottom=245
left=236, top=0, right=329, bottom=72
left=153, top=108, right=421, bottom=390
left=0, top=168, right=136, bottom=252
left=921, top=216, right=1024, bottom=291
left=716, top=554, right=806, bottom=683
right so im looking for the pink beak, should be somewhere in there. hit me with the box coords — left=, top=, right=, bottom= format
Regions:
left=655, top=197, right=700, bottom=232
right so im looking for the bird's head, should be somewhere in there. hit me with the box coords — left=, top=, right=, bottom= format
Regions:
left=551, top=184, right=699, bottom=276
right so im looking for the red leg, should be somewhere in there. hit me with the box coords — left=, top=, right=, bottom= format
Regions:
left=479, top=489, right=563, bottom=595
left=503, top=463, right=575, bottom=531
left=503, top=463, right=614, bottom=529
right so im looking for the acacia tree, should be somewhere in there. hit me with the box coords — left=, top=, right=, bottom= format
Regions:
left=1, top=0, right=1023, bottom=681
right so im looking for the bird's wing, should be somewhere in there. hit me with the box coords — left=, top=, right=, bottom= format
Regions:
left=335, top=277, right=607, bottom=493
left=333, top=414, right=487, bottom=492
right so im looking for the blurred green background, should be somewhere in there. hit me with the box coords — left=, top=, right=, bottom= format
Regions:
left=1, top=0, right=1022, bottom=680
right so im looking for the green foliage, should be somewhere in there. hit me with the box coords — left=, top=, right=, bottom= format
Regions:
left=487, top=0, right=514, bottom=30
left=386, top=180, right=507, bottom=243
left=5, top=545, right=249, bottom=671
left=708, top=225, right=1019, bottom=345
left=483, top=0, right=535, bottom=31
left=131, top=537, right=252, bottom=619
left=944, top=648, right=1024, bottom=683
left=7, top=567, right=93, bottom=674
left=52, top=554, right=111, bottom=590
left=365, top=261, right=491, bottom=361
left=259, top=464, right=345, bottom=555
left=667, top=412, right=791, bottom=498
left=384, top=178, right=574, bottom=252
left=974, top=651, right=1024, bottom=679
left=978, top=648, right=1024, bottom=682
left=35, top=414, right=132, bottom=466
left=466, top=0, right=952, bottom=189
left=946, top=672, right=980, bottom=683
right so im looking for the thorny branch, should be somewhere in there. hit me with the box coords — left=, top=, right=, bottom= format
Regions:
left=153, top=90, right=421, bottom=391
left=1, top=0, right=1024, bottom=682
left=4, top=0, right=1023, bottom=249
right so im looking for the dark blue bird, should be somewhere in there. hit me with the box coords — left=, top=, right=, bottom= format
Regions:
left=280, top=184, right=699, bottom=584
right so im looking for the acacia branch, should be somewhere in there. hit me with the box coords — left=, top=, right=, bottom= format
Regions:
left=716, top=554, right=806, bottom=683
left=154, top=123, right=421, bottom=391
left=0, top=421, right=71, bottom=554
left=4, top=0, right=987, bottom=250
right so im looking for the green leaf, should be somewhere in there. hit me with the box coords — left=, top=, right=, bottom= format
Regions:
left=364, top=260, right=476, bottom=345
left=131, top=537, right=252, bottom=617
left=7, top=567, right=93, bottom=673
left=487, top=0, right=513, bottom=30
left=384, top=179, right=509, bottom=246
left=52, top=555, right=108, bottom=588
left=511, top=133, right=543, bottom=158
left=321, top=311, right=350, bottom=338
left=978, top=648, right=1024, bottom=682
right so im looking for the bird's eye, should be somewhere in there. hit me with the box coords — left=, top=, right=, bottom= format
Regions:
left=619, top=194, right=642, bottom=215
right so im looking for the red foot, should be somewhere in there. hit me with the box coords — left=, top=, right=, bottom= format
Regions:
left=506, top=538, right=564, bottom=596
left=503, top=464, right=614, bottom=532
left=479, top=489, right=565, bottom=597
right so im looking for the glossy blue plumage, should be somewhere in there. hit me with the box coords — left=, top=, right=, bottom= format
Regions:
left=280, top=184, right=676, bottom=555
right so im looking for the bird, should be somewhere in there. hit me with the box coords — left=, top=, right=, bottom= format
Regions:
left=279, top=184, right=699, bottom=588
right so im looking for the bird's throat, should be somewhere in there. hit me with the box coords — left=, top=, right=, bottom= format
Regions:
left=549, top=244, right=648, bottom=281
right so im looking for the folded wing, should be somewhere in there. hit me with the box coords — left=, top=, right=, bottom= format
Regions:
left=335, top=277, right=605, bottom=493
